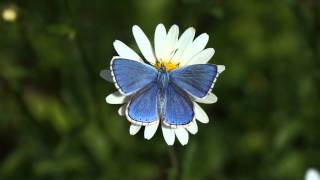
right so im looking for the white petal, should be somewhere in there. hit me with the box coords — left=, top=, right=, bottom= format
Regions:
left=194, top=102, right=209, bottom=123
left=113, top=40, right=142, bottom=62
left=175, top=128, right=189, bottom=145
left=171, top=27, right=195, bottom=64
left=118, top=104, right=126, bottom=116
left=161, top=126, right=175, bottom=145
left=162, top=25, right=179, bottom=61
left=100, top=69, right=113, bottom=83
left=195, top=93, right=218, bottom=104
left=154, top=24, right=167, bottom=60
left=105, top=91, right=128, bottom=104
left=186, top=121, right=198, bottom=134
left=217, top=65, right=226, bottom=73
left=129, top=124, right=141, bottom=135
left=132, top=25, right=156, bottom=64
left=180, top=33, right=209, bottom=66
left=188, top=48, right=215, bottom=65
left=305, top=169, right=320, bottom=180
left=144, top=121, right=159, bottom=140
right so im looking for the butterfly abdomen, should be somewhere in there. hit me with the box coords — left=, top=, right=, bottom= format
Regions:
left=157, top=71, right=170, bottom=121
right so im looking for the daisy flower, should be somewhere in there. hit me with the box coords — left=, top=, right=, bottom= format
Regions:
left=101, top=24, right=225, bottom=145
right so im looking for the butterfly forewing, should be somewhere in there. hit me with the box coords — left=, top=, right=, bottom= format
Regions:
left=111, top=58, right=158, bottom=95
left=169, top=64, right=218, bottom=98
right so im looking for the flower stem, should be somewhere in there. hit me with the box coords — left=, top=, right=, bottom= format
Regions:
left=168, top=147, right=179, bottom=180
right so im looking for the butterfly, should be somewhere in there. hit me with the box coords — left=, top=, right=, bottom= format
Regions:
left=110, top=56, right=223, bottom=128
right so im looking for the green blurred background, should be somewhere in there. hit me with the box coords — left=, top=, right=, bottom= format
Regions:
left=0, top=0, right=319, bottom=179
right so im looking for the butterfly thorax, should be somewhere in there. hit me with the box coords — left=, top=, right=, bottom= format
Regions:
left=157, top=67, right=170, bottom=91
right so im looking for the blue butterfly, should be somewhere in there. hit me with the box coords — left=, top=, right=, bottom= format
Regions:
left=110, top=57, right=221, bottom=128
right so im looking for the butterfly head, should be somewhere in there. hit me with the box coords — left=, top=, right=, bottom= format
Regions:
left=155, top=61, right=179, bottom=72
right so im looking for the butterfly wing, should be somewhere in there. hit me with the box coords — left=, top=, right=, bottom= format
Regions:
left=162, top=84, right=194, bottom=127
left=170, top=64, right=220, bottom=98
left=126, top=82, right=159, bottom=125
left=111, top=57, right=158, bottom=95
left=100, top=69, right=113, bottom=82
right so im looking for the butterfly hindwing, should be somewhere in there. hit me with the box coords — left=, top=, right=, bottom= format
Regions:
left=127, top=83, right=159, bottom=125
left=162, top=84, right=194, bottom=127
left=170, top=64, right=218, bottom=98
left=111, top=57, right=158, bottom=95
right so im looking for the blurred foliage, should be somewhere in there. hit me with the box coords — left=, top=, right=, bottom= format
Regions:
left=0, top=0, right=320, bottom=179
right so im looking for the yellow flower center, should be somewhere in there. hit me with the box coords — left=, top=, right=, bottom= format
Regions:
left=155, top=61, right=179, bottom=71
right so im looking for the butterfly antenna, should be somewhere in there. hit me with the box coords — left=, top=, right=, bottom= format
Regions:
left=168, top=49, right=178, bottom=63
